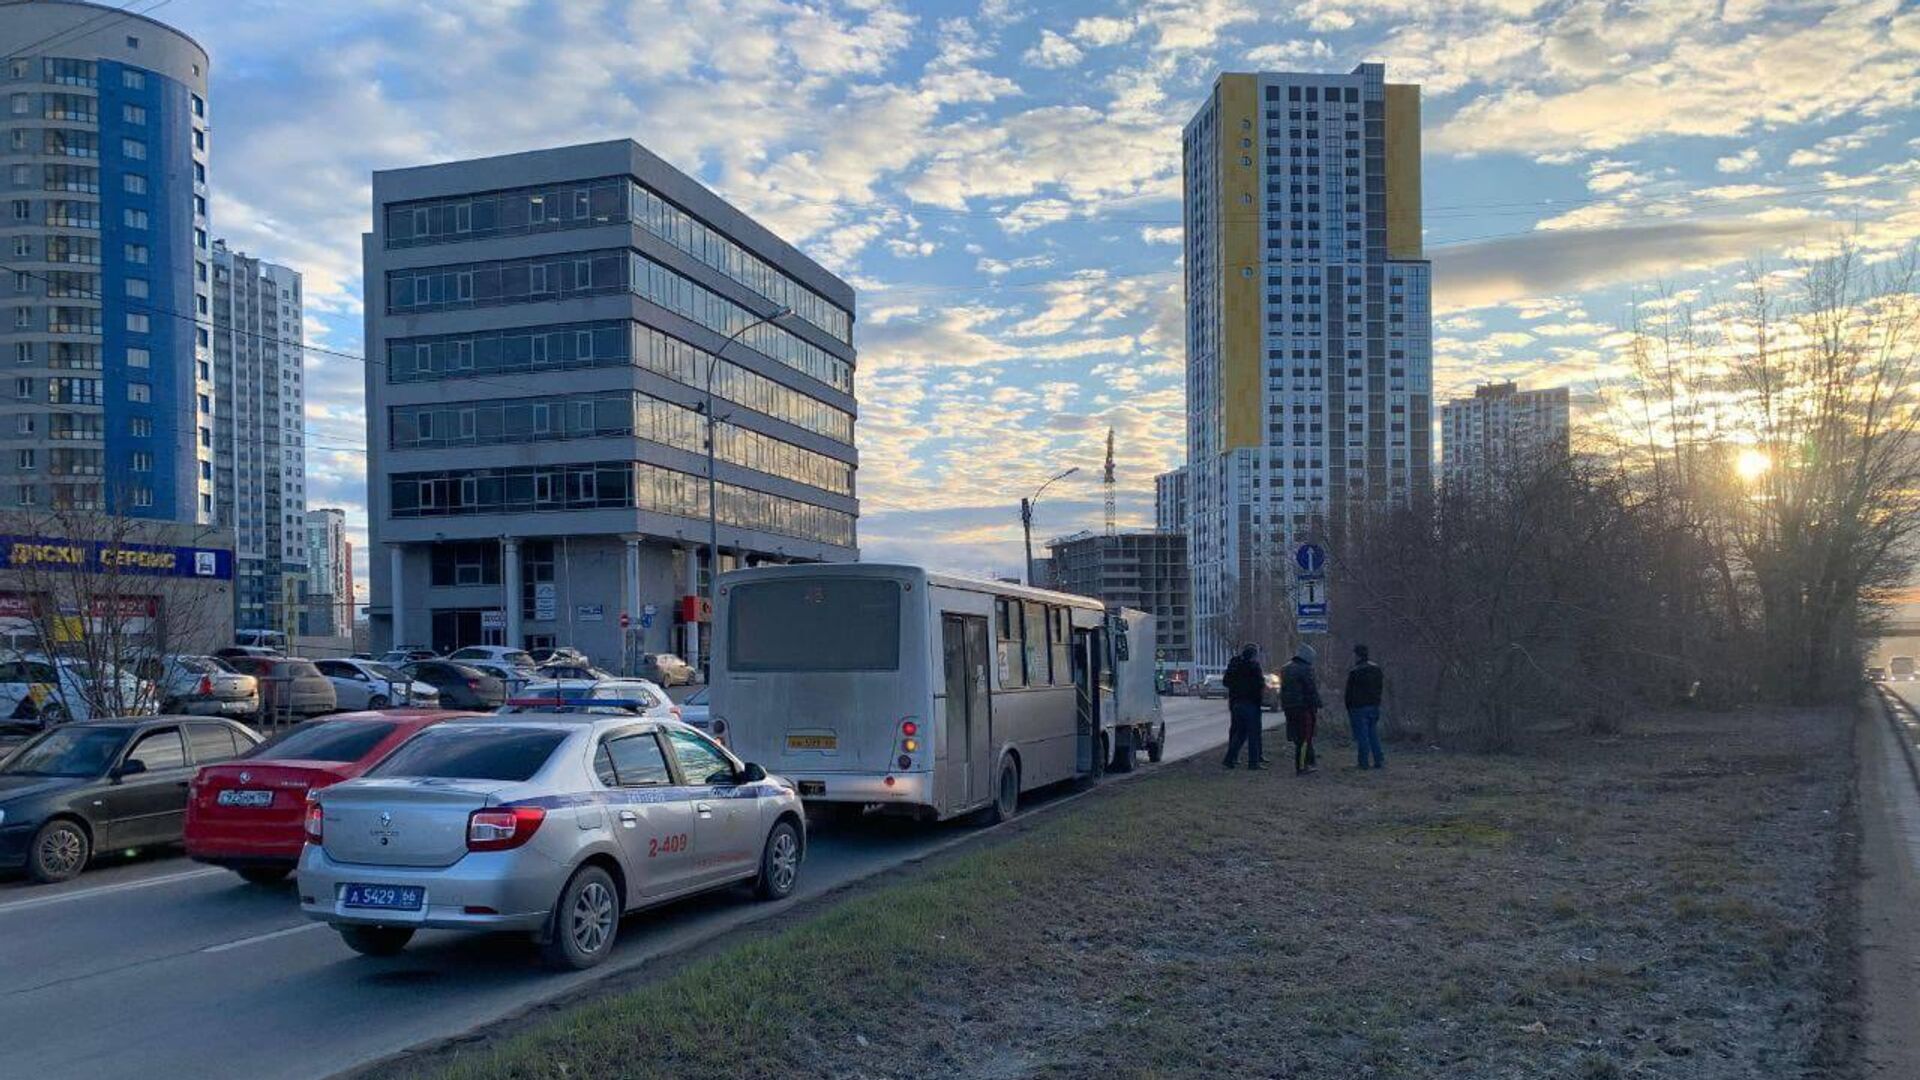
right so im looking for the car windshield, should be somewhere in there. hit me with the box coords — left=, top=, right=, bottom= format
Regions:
left=3, top=727, right=129, bottom=777
left=249, top=721, right=399, bottom=763
left=368, top=727, right=566, bottom=781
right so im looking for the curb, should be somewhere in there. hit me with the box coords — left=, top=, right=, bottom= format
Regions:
left=1872, top=688, right=1920, bottom=790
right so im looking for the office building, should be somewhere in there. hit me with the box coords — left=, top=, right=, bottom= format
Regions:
left=1046, top=530, right=1192, bottom=665
left=1441, top=382, right=1571, bottom=491
left=1154, top=466, right=1187, bottom=533
left=365, top=140, right=859, bottom=668
left=1181, top=62, right=1431, bottom=669
left=304, top=506, right=349, bottom=636
left=1, top=2, right=214, bottom=521
left=211, top=241, right=305, bottom=632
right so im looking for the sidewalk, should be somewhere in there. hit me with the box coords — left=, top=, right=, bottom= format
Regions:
left=1857, top=694, right=1920, bottom=1077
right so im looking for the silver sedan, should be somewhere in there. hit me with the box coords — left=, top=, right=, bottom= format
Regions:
left=297, top=714, right=805, bottom=969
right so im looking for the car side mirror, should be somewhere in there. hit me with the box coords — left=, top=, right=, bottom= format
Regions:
left=116, top=758, right=148, bottom=780
left=739, top=762, right=768, bottom=784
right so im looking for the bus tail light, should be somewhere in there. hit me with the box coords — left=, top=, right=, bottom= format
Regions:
left=468, top=806, right=546, bottom=851
left=896, top=717, right=921, bottom=770
left=900, top=720, right=918, bottom=737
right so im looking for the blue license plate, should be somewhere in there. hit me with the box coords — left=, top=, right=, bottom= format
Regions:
left=341, top=883, right=424, bottom=911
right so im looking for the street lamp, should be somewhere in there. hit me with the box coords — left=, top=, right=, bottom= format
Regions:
left=698, top=306, right=792, bottom=674
left=1020, top=467, right=1079, bottom=586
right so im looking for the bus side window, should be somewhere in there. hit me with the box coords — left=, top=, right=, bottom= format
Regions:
left=1049, top=607, right=1071, bottom=685
left=996, top=598, right=1025, bottom=688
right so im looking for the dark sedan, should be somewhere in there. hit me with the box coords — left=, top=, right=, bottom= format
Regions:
left=0, top=717, right=263, bottom=883
left=399, top=660, right=506, bottom=710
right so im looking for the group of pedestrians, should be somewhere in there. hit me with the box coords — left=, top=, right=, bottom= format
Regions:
left=1220, top=641, right=1386, bottom=773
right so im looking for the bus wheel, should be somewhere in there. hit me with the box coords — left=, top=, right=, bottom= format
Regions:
left=1146, top=730, right=1165, bottom=763
left=982, top=760, right=1019, bottom=825
left=1110, top=730, right=1136, bottom=774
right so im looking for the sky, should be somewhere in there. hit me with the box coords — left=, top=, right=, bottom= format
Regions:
left=145, top=0, right=1920, bottom=600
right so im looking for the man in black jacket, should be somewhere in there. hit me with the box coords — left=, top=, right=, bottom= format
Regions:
left=1280, top=644, right=1322, bottom=774
left=1221, top=643, right=1267, bottom=770
left=1345, top=643, right=1386, bottom=769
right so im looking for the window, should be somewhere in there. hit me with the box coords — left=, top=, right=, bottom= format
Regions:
left=193, top=128, right=205, bottom=151
left=199, top=394, right=210, bottom=414
left=124, top=208, right=148, bottom=229
left=191, top=93, right=205, bottom=117
left=193, top=161, right=205, bottom=184
left=187, top=725, right=243, bottom=764
left=10, top=199, right=26, bottom=221
left=123, top=172, right=146, bottom=194
left=665, top=729, right=735, bottom=786
left=194, top=227, right=207, bottom=249
left=131, top=451, right=151, bottom=471
left=121, top=137, right=146, bottom=160
left=125, top=278, right=148, bottom=299
left=193, top=194, right=205, bottom=217
left=123, top=69, right=146, bottom=90
left=1023, top=601, right=1048, bottom=686
left=1048, top=607, right=1072, bottom=686
left=124, top=243, right=148, bottom=264
left=368, top=728, right=567, bottom=781
left=725, top=578, right=901, bottom=672
left=131, top=486, right=152, bottom=509
left=601, top=733, right=674, bottom=786
left=127, top=346, right=149, bottom=367
left=14, top=415, right=31, bottom=436
left=125, top=728, right=186, bottom=771
left=131, top=417, right=151, bottom=437
left=17, top=449, right=34, bottom=470
left=13, top=377, right=29, bottom=399
left=996, top=597, right=1026, bottom=687
left=122, top=103, right=146, bottom=125
left=128, top=382, right=150, bottom=403
left=126, top=313, right=149, bottom=332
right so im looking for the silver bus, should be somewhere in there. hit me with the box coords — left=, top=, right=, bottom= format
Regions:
left=712, top=563, right=1154, bottom=821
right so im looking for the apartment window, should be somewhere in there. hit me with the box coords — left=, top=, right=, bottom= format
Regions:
left=123, top=173, right=146, bottom=194
left=121, top=138, right=147, bottom=161
left=125, top=278, right=148, bottom=299
left=11, top=308, right=28, bottom=329
left=13, top=343, right=29, bottom=365
left=122, top=104, right=146, bottom=125
left=193, top=161, right=205, bottom=184
left=194, top=228, right=207, bottom=249
left=125, top=243, right=149, bottom=264
left=127, top=313, right=149, bottom=333
left=17, top=449, right=34, bottom=470
left=130, top=417, right=152, bottom=438
left=132, top=487, right=152, bottom=508
left=193, top=194, right=205, bottom=217
left=199, top=426, right=211, bottom=447
left=123, top=69, right=146, bottom=90
left=124, top=208, right=148, bottom=229
left=191, top=93, right=205, bottom=117
left=128, top=382, right=151, bottom=403
left=13, top=378, right=29, bottom=400
left=193, top=128, right=205, bottom=151
left=9, top=200, right=26, bottom=221
left=198, top=393, right=210, bottom=413
left=131, top=451, right=152, bottom=472
left=15, top=414, right=33, bottom=435
left=11, top=236, right=27, bottom=257
left=127, top=346, right=150, bottom=367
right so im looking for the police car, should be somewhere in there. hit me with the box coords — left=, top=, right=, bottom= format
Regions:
left=297, top=713, right=804, bottom=969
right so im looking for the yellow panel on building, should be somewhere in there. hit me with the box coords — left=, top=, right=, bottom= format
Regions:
left=1216, top=74, right=1262, bottom=451
left=1384, top=83, right=1423, bottom=260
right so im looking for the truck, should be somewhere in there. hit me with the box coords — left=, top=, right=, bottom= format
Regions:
left=1103, top=607, right=1167, bottom=771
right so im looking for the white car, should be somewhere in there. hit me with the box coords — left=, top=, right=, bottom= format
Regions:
left=467, top=660, right=536, bottom=699
left=0, top=654, right=149, bottom=724
left=444, top=646, right=537, bottom=671
left=314, top=658, right=442, bottom=710
left=500, top=677, right=678, bottom=720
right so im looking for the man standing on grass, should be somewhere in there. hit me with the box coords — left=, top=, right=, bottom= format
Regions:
left=1281, top=644, right=1322, bottom=775
left=1221, top=643, right=1267, bottom=770
left=1345, top=643, right=1386, bottom=770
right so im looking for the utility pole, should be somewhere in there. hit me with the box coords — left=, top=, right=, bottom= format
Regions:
left=1103, top=427, right=1117, bottom=537
left=1021, top=467, right=1079, bottom=586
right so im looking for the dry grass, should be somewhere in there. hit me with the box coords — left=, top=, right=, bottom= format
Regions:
left=418, top=706, right=1855, bottom=1080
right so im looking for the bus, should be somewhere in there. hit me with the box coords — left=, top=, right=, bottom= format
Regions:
left=711, top=563, right=1162, bottom=822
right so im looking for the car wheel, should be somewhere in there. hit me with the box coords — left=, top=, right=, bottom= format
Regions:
left=338, top=925, right=414, bottom=957
left=28, top=819, right=90, bottom=883
left=540, top=865, right=620, bottom=970
left=754, top=820, right=803, bottom=901
left=236, top=866, right=291, bottom=885
left=367, top=695, right=389, bottom=710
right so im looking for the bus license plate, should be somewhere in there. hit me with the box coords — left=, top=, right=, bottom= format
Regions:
left=342, top=884, right=425, bottom=911
left=786, top=734, right=837, bottom=751
left=216, top=789, right=274, bottom=808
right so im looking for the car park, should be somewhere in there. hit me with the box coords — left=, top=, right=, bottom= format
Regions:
left=223, top=657, right=338, bottom=720
left=186, top=709, right=482, bottom=883
left=637, top=653, right=695, bottom=687
left=0, top=716, right=261, bottom=882
left=501, top=677, right=678, bottom=719
left=0, top=654, right=149, bottom=725
left=143, top=655, right=260, bottom=718
left=298, top=713, right=804, bottom=968
left=315, top=658, right=440, bottom=710
left=401, top=660, right=507, bottom=710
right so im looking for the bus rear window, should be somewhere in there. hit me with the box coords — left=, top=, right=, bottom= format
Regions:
left=729, top=578, right=901, bottom=671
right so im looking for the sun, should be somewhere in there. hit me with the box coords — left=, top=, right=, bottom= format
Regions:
left=1735, top=448, right=1773, bottom=483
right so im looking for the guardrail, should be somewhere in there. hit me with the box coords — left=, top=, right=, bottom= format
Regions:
left=1873, top=685, right=1920, bottom=789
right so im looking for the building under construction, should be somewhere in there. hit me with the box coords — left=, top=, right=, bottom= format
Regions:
left=1043, top=530, right=1192, bottom=668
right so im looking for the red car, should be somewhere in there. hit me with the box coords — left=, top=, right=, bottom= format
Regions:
left=184, top=709, right=482, bottom=883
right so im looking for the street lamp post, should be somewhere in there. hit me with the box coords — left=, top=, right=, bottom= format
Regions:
left=1021, top=467, right=1079, bottom=586
left=698, top=306, right=792, bottom=675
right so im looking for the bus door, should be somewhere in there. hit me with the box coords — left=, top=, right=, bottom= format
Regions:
left=940, top=614, right=994, bottom=810
left=1071, top=627, right=1100, bottom=773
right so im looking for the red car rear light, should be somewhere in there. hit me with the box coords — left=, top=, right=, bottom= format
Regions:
left=467, top=806, right=545, bottom=852
left=197, top=675, right=213, bottom=695
left=467, top=679, right=481, bottom=690
left=303, top=801, right=324, bottom=844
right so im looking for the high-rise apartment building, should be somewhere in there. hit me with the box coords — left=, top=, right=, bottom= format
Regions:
left=1181, top=63, right=1431, bottom=670
left=365, top=141, right=858, bottom=668
left=1, top=2, right=214, bottom=521
left=1440, top=382, right=1570, bottom=491
left=212, top=241, right=305, bottom=632
left=1154, top=466, right=1187, bottom=533
left=303, top=506, right=348, bottom=636
left=1046, top=530, right=1193, bottom=666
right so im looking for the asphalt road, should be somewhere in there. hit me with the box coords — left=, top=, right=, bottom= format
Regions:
left=0, top=695, right=1245, bottom=1080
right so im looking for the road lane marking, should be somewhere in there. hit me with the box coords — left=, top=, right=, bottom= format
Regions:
left=0, top=868, right=226, bottom=917
left=201, top=922, right=327, bottom=954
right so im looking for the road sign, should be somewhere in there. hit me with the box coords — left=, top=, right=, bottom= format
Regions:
left=1296, top=578, right=1326, bottom=606
left=480, top=609, right=505, bottom=630
left=1298, top=615, right=1329, bottom=634
left=534, top=582, right=557, bottom=621
left=641, top=603, right=658, bottom=618
left=1295, top=543, right=1327, bottom=576
left=578, top=604, right=604, bottom=622
left=639, top=612, right=654, bottom=629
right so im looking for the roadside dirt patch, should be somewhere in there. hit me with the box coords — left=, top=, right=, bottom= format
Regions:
left=419, top=706, right=1856, bottom=1080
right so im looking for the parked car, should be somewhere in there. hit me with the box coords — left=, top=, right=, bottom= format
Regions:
left=1195, top=674, right=1228, bottom=699
left=467, top=660, right=536, bottom=698
left=501, top=677, right=677, bottom=719
left=299, top=713, right=803, bottom=968
left=526, top=646, right=589, bottom=667
left=378, top=648, right=439, bottom=665
left=222, top=657, right=338, bottom=720
left=400, top=660, right=507, bottom=710
left=139, top=655, right=260, bottom=718
left=0, top=654, right=149, bottom=725
left=677, top=685, right=726, bottom=744
left=445, top=646, right=537, bottom=671
left=0, top=716, right=262, bottom=882
left=216, top=645, right=283, bottom=661
left=534, top=662, right=613, bottom=682
left=185, top=709, right=481, bottom=884
left=314, top=658, right=439, bottom=710
left=637, top=652, right=695, bottom=687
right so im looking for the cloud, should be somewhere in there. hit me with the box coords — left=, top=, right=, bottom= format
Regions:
left=1716, top=148, right=1761, bottom=174
left=1140, top=225, right=1183, bottom=244
left=1024, top=29, right=1084, bottom=68
left=1070, top=15, right=1137, bottom=47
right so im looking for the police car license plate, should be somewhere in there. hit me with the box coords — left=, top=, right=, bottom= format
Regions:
left=216, top=789, right=274, bottom=808
left=342, top=884, right=424, bottom=911
left=786, top=734, right=836, bottom=751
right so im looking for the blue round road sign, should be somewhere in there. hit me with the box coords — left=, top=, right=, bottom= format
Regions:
left=1295, top=543, right=1327, bottom=574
